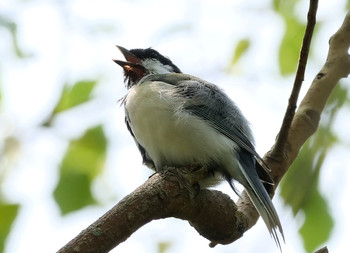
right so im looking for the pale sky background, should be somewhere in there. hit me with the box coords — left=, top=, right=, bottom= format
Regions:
left=1, top=0, right=350, bottom=253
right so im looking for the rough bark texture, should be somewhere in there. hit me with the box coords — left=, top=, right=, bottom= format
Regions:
left=57, top=168, right=247, bottom=252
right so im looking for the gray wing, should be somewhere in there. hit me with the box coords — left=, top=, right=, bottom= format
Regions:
left=144, top=73, right=272, bottom=176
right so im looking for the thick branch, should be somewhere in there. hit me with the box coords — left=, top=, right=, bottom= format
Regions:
left=57, top=168, right=247, bottom=252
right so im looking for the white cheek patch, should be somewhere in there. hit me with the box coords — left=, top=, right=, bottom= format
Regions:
left=142, top=59, right=173, bottom=74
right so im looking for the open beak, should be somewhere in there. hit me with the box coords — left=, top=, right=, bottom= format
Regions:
left=113, top=45, right=142, bottom=68
left=117, top=46, right=141, bottom=63
left=113, top=45, right=147, bottom=86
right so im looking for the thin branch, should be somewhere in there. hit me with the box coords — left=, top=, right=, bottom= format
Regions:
left=273, top=0, right=318, bottom=159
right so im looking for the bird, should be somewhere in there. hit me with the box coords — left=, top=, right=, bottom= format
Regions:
left=113, top=45, right=284, bottom=247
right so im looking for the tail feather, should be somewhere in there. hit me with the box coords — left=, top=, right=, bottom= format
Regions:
left=243, top=175, right=284, bottom=248
left=228, top=151, right=284, bottom=249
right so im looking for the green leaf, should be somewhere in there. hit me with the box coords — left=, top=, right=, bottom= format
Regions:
left=281, top=137, right=334, bottom=252
left=280, top=86, right=349, bottom=251
left=54, top=125, right=107, bottom=215
left=299, top=188, right=333, bottom=253
left=53, top=80, right=97, bottom=115
left=279, top=16, right=305, bottom=75
left=273, top=0, right=300, bottom=13
left=230, top=39, right=250, bottom=66
left=280, top=142, right=314, bottom=215
left=43, top=79, right=97, bottom=127
left=0, top=202, right=19, bottom=252
left=53, top=171, right=96, bottom=215
left=273, top=0, right=306, bottom=75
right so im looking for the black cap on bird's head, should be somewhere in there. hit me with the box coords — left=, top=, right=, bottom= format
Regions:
left=114, top=46, right=181, bottom=88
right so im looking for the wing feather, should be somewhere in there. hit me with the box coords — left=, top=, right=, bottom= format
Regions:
left=143, top=73, right=272, bottom=176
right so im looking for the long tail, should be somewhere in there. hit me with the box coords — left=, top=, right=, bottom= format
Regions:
left=227, top=150, right=284, bottom=249
left=242, top=174, right=284, bottom=248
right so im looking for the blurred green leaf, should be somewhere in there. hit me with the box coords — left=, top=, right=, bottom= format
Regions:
left=230, top=39, right=250, bottom=66
left=281, top=131, right=334, bottom=252
left=299, top=185, right=333, bottom=253
left=272, top=0, right=306, bottom=75
left=0, top=201, right=19, bottom=252
left=60, top=125, right=106, bottom=177
left=273, top=0, right=300, bottom=13
left=280, top=142, right=314, bottom=215
left=280, top=85, right=348, bottom=252
left=53, top=80, right=97, bottom=115
left=53, top=171, right=95, bottom=215
left=43, top=79, right=97, bottom=126
left=54, top=125, right=107, bottom=215
left=279, top=16, right=305, bottom=75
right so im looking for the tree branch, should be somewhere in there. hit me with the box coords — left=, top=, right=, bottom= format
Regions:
left=57, top=7, right=350, bottom=253
left=267, top=8, right=350, bottom=184
left=57, top=168, right=247, bottom=252
left=273, top=0, right=318, bottom=159
left=314, top=246, right=329, bottom=253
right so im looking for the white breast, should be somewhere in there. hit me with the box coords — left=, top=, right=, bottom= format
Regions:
left=125, top=80, right=239, bottom=175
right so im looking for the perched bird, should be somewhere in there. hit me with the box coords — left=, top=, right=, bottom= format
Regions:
left=114, top=46, right=284, bottom=247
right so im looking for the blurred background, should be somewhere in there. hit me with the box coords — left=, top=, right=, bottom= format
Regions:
left=1, top=0, right=350, bottom=252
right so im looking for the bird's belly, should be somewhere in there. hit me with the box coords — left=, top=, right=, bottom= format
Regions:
left=125, top=82, right=238, bottom=171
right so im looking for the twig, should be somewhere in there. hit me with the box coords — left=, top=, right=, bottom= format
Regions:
left=272, top=0, right=318, bottom=159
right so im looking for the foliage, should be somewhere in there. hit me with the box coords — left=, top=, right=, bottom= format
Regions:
left=273, top=0, right=306, bottom=75
left=280, top=84, right=348, bottom=252
left=52, top=80, right=97, bottom=115
left=0, top=59, right=101, bottom=247
left=230, top=38, right=250, bottom=66
left=279, top=16, right=305, bottom=75
left=0, top=201, right=19, bottom=253
left=43, top=80, right=98, bottom=127
left=54, top=125, right=107, bottom=215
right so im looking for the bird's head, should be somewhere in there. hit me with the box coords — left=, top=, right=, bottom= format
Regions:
left=114, top=46, right=181, bottom=88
